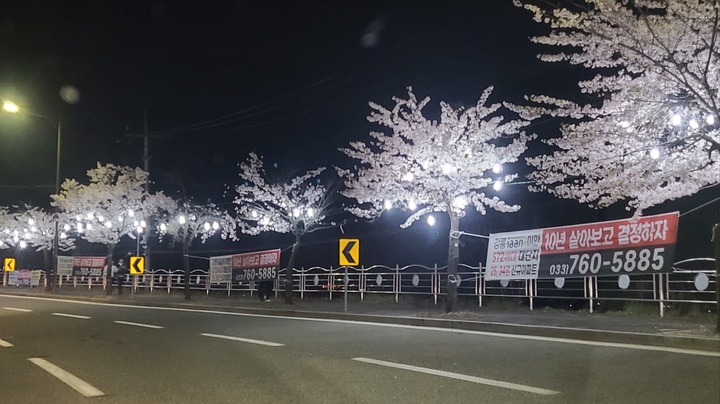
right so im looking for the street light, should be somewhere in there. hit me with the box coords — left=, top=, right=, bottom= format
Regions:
left=3, top=101, right=19, bottom=113
left=2, top=100, right=63, bottom=293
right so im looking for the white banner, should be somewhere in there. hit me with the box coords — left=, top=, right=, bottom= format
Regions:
left=57, top=256, right=74, bottom=277
left=209, top=255, right=232, bottom=284
left=485, top=229, right=543, bottom=281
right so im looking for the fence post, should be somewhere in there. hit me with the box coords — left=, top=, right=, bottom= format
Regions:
left=360, top=265, right=365, bottom=301
left=713, top=222, right=720, bottom=332
left=300, top=267, right=305, bottom=300
left=395, top=265, right=400, bottom=303
left=527, top=279, right=533, bottom=311
left=478, top=262, right=483, bottom=308
left=658, top=273, right=665, bottom=318
left=167, top=272, right=171, bottom=294
left=433, top=264, right=438, bottom=305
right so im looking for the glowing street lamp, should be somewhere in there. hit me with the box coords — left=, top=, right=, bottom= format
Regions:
left=2, top=100, right=64, bottom=292
left=3, top=101, right=19, bottom=113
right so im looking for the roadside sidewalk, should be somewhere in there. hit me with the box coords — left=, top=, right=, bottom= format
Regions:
left=1, top=286, right=718, bottom=352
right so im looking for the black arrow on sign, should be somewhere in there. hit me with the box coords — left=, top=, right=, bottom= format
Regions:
left=132, top=258, right=142, bottom=273
left=342, top=241, right=357, bottom=264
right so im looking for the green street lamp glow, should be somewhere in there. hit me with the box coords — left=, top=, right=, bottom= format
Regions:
left=3, top=101, right=19, bottom=113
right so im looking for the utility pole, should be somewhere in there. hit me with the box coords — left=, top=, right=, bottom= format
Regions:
left=124, top=107, right=155, bottom=284
left=143, top=107, right=151, bottom=281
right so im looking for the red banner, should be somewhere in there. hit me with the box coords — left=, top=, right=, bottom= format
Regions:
left=231, top=249, right=281, bottom=270
left=231, top=249, right=281, bottom=282
left=541, top=212, right=678, bottom=254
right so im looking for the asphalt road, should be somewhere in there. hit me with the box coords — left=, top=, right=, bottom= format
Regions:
left=1, top=294, right=718, bottom=404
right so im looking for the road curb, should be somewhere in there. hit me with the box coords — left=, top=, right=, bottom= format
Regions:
left=3, top=290, right=717, bottom=352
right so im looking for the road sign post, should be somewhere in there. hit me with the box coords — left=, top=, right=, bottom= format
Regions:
left=339, top=239, right=360, bottom=312
left=129, top=256, right=145, bottom=301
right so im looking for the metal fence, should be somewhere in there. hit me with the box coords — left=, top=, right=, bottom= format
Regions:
left=2, top=258, right=716, bottom=317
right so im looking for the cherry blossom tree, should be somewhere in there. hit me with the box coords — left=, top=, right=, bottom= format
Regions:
left=52, top=163, right=176, bottom=293
left=10, top=205, right=75, bottom=253
left=232, top=153, right=338, bottom=304
left=338, top=87, right=532, bottom=312
left=157, top=200, right=237, bottom=300
left=0, top=205, right=75, bottom=290
left=514, top=0, right=719, bottom=213
left=0, top=206, right=17, bottom=250
left=13, top=206, right=76, bottom=290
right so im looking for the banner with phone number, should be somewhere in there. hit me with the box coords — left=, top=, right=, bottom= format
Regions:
left=230, top=249, right=281, bottom=282
left=485, top=212, right=678, bottom=280
left=60, top=256, right=107, bottom=278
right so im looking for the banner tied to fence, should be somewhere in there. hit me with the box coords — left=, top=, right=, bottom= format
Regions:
left=484, top=212, right=679, bottom=281
left=57, top=256, right=107, bottom=277
left=210, top=249, right=281, bottom=284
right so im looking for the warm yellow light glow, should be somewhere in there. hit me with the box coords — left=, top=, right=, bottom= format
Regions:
left=3, top=101, right=19, bottom=113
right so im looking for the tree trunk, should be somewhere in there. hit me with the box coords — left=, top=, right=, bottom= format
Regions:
left=284, top=234, right=302, bottom=305
left=712, top=223, right=719, bottom=333
left=183, top=242, right=191, bottom=301
left=105, top=244, right=116, bottom=295
left=43, top=249, right=51, bottom=292
left=445, top=213, right=460, bottom=313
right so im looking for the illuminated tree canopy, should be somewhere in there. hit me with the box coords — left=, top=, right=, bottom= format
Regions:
left=338, top=87, right=532, bottom=311
left=515, top=0, right=720, bottom=212
left=232, top=152, right=338, bottom=304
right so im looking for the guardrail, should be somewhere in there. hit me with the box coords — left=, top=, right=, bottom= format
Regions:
left=2, top=259, right=716, bottom=317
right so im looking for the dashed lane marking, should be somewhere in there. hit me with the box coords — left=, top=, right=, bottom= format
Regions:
left=28, top=358, right=105, bottom=397
left=353, top=357, right=560, bottom=395
left=52, top=313, right=90, bottom=320
left=3, top=307, right=32, bottom=312
left=114, top=320, right=164, bottom=329
left=200, top=333, right=284, bottom=347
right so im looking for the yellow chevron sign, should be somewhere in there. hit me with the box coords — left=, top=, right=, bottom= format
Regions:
left=3, top=258, right=15, bottom=272
left=129, top=256, right=144, bottom=274
left=339, top=239, right=359, bottom=266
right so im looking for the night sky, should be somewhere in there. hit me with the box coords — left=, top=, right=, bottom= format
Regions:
left=0, top=1, right=716, bottom=266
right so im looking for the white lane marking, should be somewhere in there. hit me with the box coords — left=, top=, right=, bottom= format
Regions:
left=114, top=320, right=164, bottom=329
left=52, top=313, right=90, bottom=320
left=0, top=338, right=14, bottom=347
left=200, top=333, right=284, bottom=347
left=28, top=358, right=105, bottom=397
left=3, top=307, right=32, bottom=312
left=4, top=294, right=718, bottom=358
left=353, top=357, right=560, bottom=396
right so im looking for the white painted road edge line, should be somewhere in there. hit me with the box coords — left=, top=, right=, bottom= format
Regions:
left=114, top=320, right=164, bottom=329
left=0, top=338, right=14, bottom=348
left=4, top=295, right=717, bottom=358
left=3, top=307, right=32, bottom=312
left=52, top=313, right=91, bottom=319
left=353, top=357, right=560, bottom=396
left=28, top=358, right=105, bottom=398
left=200, top=333, right=284, bottom=347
